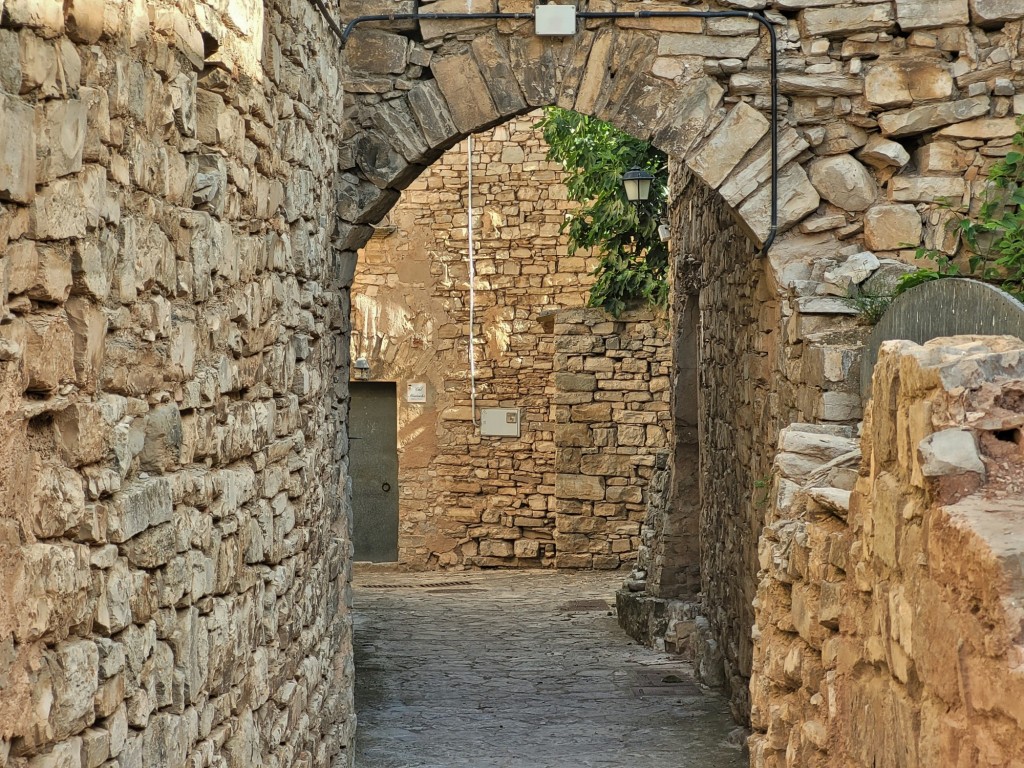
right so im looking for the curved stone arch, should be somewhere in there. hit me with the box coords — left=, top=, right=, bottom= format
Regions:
left=340, top=14, right=801, bottom=251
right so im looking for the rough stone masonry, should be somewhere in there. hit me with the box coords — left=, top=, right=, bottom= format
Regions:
left=4, top=0, right=1024, bottom=766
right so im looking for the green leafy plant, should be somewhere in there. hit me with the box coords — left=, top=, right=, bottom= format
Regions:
left=842, top=291, right=896, bottom=325
left=537, top=108, right=668, bottom=316
left=898, top=117, right=1024, bottom=301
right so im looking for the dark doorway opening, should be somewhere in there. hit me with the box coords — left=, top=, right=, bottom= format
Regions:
left=350, top=381, right=399, bottom=562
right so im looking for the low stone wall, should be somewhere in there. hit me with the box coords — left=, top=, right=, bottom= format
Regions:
left=751, top=335, right=1024, bottom=766
left=552, top=308, right=671, bottom=570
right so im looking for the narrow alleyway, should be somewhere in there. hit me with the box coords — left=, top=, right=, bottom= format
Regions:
left=353, top=570, right=746, bottom=768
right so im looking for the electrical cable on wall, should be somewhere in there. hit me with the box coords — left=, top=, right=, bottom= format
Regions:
left=467, top=134, right=479, bottom=426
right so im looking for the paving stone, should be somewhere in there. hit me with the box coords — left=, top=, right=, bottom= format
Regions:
left=354, top=570, right=745, bottom=768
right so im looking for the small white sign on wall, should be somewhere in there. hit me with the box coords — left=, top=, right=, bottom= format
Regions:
left=406, top=382, right=427, bottom=403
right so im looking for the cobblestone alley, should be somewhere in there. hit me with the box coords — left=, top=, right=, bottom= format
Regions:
left=353, top=570, right=746, bottom=767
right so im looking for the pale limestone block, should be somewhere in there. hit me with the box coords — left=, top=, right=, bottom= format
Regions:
left=739, top=163, right=821, bottom=244
left=657, top=32, right=759, bottom=58
left=858, top=135, right=910, bottom=170
left=913, top=141, right=973, bottom=173
left=17, top=27, right=61, bottom=97
left=935, top=116, right=1019, bottom=139
left=0, top=92, right=36, bottom=202
left=5, top=0, right=64, bottom=37
left=895, top=0, right=969, bottom=28
left=865, top=60, right=952, bottom=108
left=719, top=128, right=809, bottom=207
left=864, top=203, right=923, bottom=251
left=800, top=3, right=895, bottom=37
left=878, top=95, right=990, bottom=136
left=19, top=310, right=75, bottom=393
left=890, top=175, right=966, bottom=203
left=970, top=0, right=1024, bottom=24
left=66, top=297, right=107, bottom=391
left=431, top=52, right=499, bottom=134
left=7, top=241, right=71, bottom=302
left=35, top=98, right=87, bottom=183
left=687, top=102, right=769, bottom=190
left=30, top=462, right=86, bottom=538
left=65, top=0, right=104, bottom=43
left=808, top=154, right=878, bottom=212
left=918, top=428, right=985, bottom=477
left=104, top=477, right=174, bottom=544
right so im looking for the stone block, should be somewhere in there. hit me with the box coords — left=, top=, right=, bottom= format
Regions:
left=139, top=403, right=183, bottom=473
left=688, top=102, right=768, bottom=190
left=935, top=116, right=1018, bottom=139
left=865, top=61, right=953, bottom=109
left=579, top=453, right=634, bottom=476
left=555, top=473, right=605, bottom=501
left=30, top=461, right=86, bottom=538
left=8, top=241, right=72, bottom=303
left=878, top=95, right=990, bottom=137
left=808, top=154, right=877, bottom=212
left=657, top=33, right=759, bottom=59
left=5, top=0, right=64, bottom=37
left=53, top=402, right=109, bottom=467
left=554, top=372, right=597, bottom=392
left=864, top=204, right=923, bottom=252
left=895, top=0, right=969, bottom=28
left=970, top=0, right=1024, bottom=25
left=346, top=30, right=408, bottom=75
left=407, top=80, right=458, bottom=148
left=104, top=478, right=174, bottom=544
left=65, top=0, right=104, bottom=43
left=858, top=135, right=910, bottom=170
left=20, top=311, right=75, bottom=393
left=432, top=52, right=499, bottom=134
left=800, top=4, right=895, bottom=37
left=35, top=98, right=87, bottom=182
left=918, top=428, right=985, bottom=477
left=48, top=639, right=99, bottom=740
left=0, top=92, right=36, bottom=203
left=738, top=162, right=820, bottom=244
left=471, top=33, right=527, bottom=118
left=890, top=176, right=966, bottom=204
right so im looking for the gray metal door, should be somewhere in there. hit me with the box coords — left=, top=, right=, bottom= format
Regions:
left=349, top=382, right=399, bottom=562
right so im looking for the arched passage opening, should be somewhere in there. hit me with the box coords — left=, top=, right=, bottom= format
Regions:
left=337, top=9, right=861, bottom=718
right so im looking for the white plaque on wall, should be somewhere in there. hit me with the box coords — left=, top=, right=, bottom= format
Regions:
left=406, top=382, right=427, bottom=403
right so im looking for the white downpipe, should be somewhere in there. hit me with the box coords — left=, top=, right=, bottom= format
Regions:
left=467, top=135, right=479, bottom=426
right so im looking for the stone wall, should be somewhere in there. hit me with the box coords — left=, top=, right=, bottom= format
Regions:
left=552, top=308, right=671, bottom=570
left=751, top=335, right=1024, bottom=767
left=0, top=1, right=354, bottom=766
left=351, top=116, right=671, bottom=568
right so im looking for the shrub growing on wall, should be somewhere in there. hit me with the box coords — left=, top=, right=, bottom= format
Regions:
left=538, top=108, right=668, bottom=316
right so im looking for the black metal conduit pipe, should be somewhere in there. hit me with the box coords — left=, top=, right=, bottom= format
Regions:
left=335, top=9, right=780, bottom=254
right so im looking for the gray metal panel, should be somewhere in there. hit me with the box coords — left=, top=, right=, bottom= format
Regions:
left=350, top=382, right=399, bottom=562
left=861, top=279, right=1024, bottom=401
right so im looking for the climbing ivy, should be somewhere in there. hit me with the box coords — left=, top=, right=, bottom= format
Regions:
left=537, top=108, right=668, bottom=317
left=899, top=116, right=1024, bottom=301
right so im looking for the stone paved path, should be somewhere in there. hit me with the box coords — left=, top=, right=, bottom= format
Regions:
left=353, top=569, right=747, bottom=768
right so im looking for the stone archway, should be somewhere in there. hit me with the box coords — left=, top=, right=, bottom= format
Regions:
left=338, top=0, right=1023, bottom=721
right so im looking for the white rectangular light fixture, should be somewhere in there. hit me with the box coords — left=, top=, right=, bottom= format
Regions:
left=535, top=4, right=577, bottom=36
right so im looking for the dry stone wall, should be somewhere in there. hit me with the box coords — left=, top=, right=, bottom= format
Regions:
left=751, top=336, right=1024, bottom=767
left=552, top=308, right=671, bottom=570
left=351, top=115, right=671, bottom=568
left=0, top=1, right=353, bottom=766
